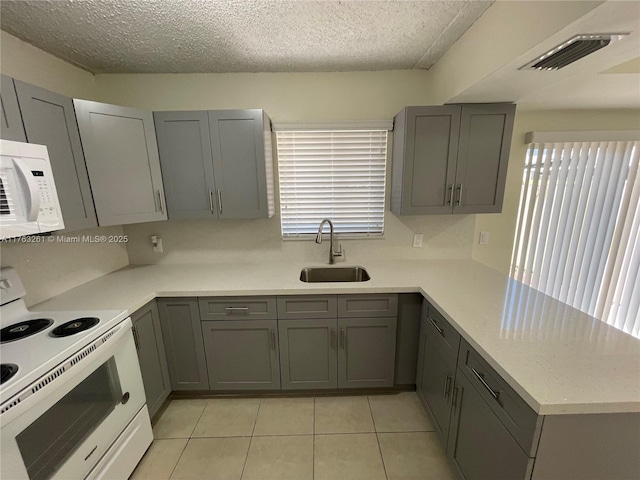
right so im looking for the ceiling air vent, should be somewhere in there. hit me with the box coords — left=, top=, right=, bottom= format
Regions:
left=520, top=34, right=629, bottom=71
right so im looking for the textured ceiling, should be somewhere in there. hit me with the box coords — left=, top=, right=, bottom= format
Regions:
left=0, top=0, right=492, bottom=74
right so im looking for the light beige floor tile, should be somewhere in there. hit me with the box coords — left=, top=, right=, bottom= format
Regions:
left=369, top=392, right=434, bottom=432
left=191, top=398, right=260, bottom=437
left=378, top=432, right=458, bottom=480
left=153, top=399, right=207, bottom=439
left=130, top=439, right=187, bottom=480
left=314, top=396, right=374, bottom=434
left=170, top=437, right=250, bottom=480
left=241, top=435, right=313, bottom=480
left=253, top=397, right=314, bottom=436
left=314, top=433, right=386, bottom=480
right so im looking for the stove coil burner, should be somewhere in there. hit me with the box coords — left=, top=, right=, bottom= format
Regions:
left=0, top=319, right=54, bottom=343
left=50, top=317, right=100, bottom=338
left=0, top=364, right=19, bottom=385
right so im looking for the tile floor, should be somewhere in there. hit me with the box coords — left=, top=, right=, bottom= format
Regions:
left=130, top=392, right=458, bottom=480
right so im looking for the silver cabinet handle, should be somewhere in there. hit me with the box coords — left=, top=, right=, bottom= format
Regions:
left=429, top=317, right=444, bottom=337
left=339, top=328, right=345, bottom=349
left=443, top=374, right=453, bottom=399
left=225, top=307, right=249, bottom=314
left=157, top=190, right=164, bottom=213
left=217, top=189, right=223, bottom=214
left=456, top=184, right=463, bottom=206
left=330, top=329, right=337, bottom=350
left=447, top=184, right=454, bottom=205
left=471, top=367, right=501, bottom=402
left=451, top=385, right=461, bottom=409
left=132, top=326, right=140, bottom=350
left=209, top=190, right=215, bottom=214
left=270, top=330, right=276, bottom=350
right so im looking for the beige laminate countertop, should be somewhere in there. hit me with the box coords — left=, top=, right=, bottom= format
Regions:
left=33, top=259, right=640, bottom=416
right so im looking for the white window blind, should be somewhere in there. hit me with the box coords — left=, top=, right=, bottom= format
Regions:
left=276, top=129, right=387, bottom=237
left=511, top=140, right=640, bottom=337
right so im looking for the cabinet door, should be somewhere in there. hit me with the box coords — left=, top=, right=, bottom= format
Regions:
left=154, top=111, right=218, bottom=220
left=279, top=318, right=338, bottom=390
left=419, top=330, right=455, bottom=446
left=131, top=301, right=171, bottom=418
left=202, top=319, right=280, bottom=391
left=337, top=317, right=397, bottom=388
left=447, top=370, right=532, bottom=480
left=453, top=104, right=515, bottom=214
left=74, top=99, right=167, bottom=226
left=393, top=106, right=460, bottom=215
left=0, top=75, right=26, bottom=142
left=208, top=110, right=271, bottom=219
left=15, top=81, right=98, bottom=231
left=157, top=298, right=209, bottom=391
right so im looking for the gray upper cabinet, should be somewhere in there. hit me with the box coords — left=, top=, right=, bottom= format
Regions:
left=0, top=75, right=26, bottom=142
left=131, top=301, right=171, bottom=418
left=157, top=298, right=209, bottom=391
left=154, top=111, right=216, bottom=220
left=15, top=81, right=98, bottom=232
left=202, top=319, right=281, bottom=391
left=154, top=109, right=275, bottom=220
left=391, top=103, right=515, bottom=215
left=74, top=99, right=167, bottom=226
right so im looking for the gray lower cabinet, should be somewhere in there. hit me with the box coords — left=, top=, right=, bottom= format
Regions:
left=14, top=80, right=98, bottom=232
left=74, top=99, right=167, bottom=226
left=391, top=103, right=515, bottom=215
left=201, top=319, right=281, bottom=391
left=157, top=298, right=209, bottom=391
left=279, top=318, right=338, bottom=390
left=447, top=369, right=533, bottom=480
left=338, top=317, right=397, bottom=388
left=131, top=301, right=171, bottom=418
left=154, top=109, right=275, bottom=220
left=0, top=75, right=26, bottom=142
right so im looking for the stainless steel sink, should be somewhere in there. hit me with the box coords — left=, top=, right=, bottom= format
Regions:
left=300, top=266, right=370, bottom=283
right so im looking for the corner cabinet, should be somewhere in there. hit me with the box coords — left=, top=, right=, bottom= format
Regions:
left=15, top=81, right=98, bottom=231
left=0, top=75, right=27, bottom=142
left=74, top=99, right=167, bottom=226
left=154, top=109, right=275, bottom=220
left=391, top=103, right=515, bottom=215
left=131, top=301, right=171, bottom=418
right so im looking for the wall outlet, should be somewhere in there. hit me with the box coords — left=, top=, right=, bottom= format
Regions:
left=151, top=235, right=163, bottom=253
left=413, top=233, right=423, bottom=248
left=479, top=231, right=489, bottom=245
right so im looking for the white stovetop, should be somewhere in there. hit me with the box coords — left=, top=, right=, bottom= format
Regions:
left=32, top=259, right=640, bottom=416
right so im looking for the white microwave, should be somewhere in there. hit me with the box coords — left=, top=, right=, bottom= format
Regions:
left=0, top=139, right=64, bottom=239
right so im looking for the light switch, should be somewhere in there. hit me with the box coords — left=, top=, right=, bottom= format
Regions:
left=479, top=231, right=489, bottom=245
left=413, top=233, right=423, bottom=248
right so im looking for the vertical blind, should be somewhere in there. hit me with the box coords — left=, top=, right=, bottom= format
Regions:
left=511, top=139, right=640, bottom=337
left=276, top=130, right=387, bottom=237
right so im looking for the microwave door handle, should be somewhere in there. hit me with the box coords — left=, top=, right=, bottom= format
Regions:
left=13, top=159, right=41, bottom=222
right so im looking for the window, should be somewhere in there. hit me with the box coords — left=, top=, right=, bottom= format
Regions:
left=276, top=129, right=388, bottom=237
left=511, top=136, right=639, bottom=337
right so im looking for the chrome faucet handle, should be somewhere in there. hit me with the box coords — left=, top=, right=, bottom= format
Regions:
left=332, top=244, right=344, bottom=258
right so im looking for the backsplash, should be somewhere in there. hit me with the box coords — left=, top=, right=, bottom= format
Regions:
left=124, top=213, right=475, bottom=265
left=0, top=226, right=130, bottom=306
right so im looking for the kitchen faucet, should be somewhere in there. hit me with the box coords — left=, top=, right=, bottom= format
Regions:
left=315, top=219, right=343, bottom=265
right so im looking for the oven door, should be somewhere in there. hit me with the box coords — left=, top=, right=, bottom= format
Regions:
left=0, top=318, right=147, bottom=480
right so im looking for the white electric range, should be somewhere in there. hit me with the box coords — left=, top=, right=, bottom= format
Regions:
left=0, top=267, right=153, bottom=480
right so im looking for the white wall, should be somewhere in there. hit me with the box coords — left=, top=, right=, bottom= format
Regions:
left=472, top=108, right=640, bottom=275
left=0, top=32, right=130, bottom=306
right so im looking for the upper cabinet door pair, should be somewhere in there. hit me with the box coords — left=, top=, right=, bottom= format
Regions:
left=153, top=110, right=274, bottom=220
left=391, top=104, right=516, bottom=215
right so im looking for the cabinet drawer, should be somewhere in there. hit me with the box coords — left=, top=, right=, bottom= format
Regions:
left=277, top=295, right=337, bottom=319
left=458, top=340, right=541, bottom=456
left=338, top=294, right=398, bottom=318
left=423, top=302, right=461, bottom=363
left=198, top=296, right=277, bottom=320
